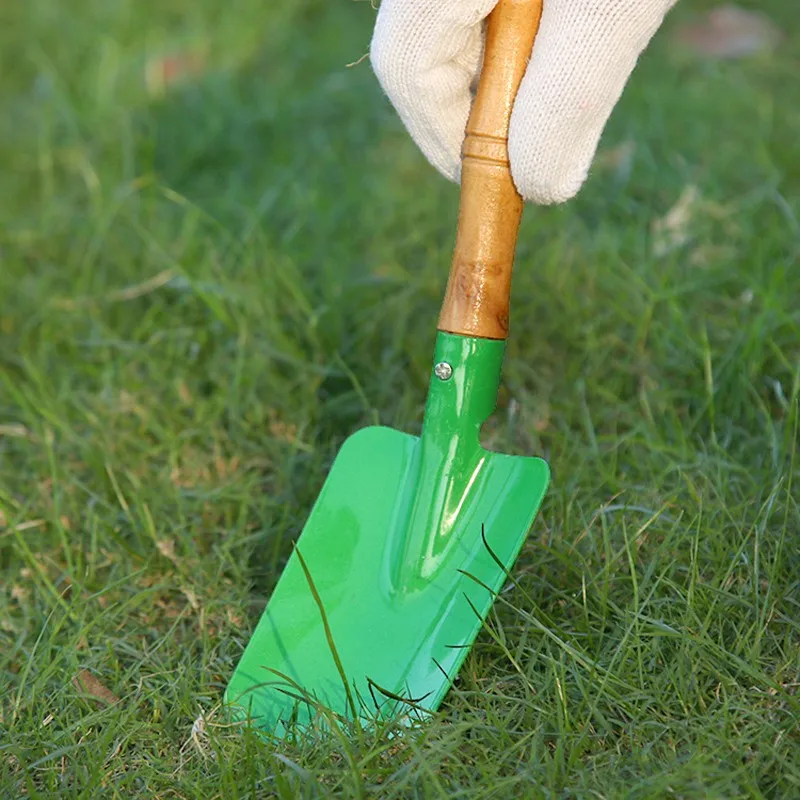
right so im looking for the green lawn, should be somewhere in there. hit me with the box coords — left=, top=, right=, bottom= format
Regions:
left=1, top=0, right=799, bottom=796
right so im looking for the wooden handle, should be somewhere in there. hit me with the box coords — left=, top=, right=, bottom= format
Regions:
left=437, top=0, right=543, bottom=340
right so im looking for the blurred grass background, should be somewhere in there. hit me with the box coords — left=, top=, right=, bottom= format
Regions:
left=1, top=0, right=798, bottom=796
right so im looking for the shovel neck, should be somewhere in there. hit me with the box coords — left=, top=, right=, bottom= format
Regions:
left=388, top=332, right=506, bottom=593
left=421, top=332, right=505, bottom=448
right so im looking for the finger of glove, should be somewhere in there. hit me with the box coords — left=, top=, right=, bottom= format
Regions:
left=509, top=0, right=678, bottom=205
left=370, top=0, right=498, bottom=182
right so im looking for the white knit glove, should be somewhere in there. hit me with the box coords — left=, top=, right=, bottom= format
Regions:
left=370, top=0, right=678, bottom=204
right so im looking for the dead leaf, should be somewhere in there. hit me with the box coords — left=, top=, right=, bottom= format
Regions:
left=594, top=140, right=636, bottom=177
left=182, top=587, right=199, bottom=610
left=533, top=405, right=551, bottom=433
left=189, top=713, right=209, bottom=757
left=11, top=519, right=46, bottom=532
left=268, top=410, right=299, bottom=444
left=72, top=670, right=120, bottom=705
left=213, top=448, right=240, bottom=479
left=155, top=597, right=183, bottom=620
left=10, top=585, right=28, bottom=603
left=177, top=381, right=193, bottom=405
left=146, top=51, right=208, bottom=96
left=170, top=444, right=242, bottom=488
left=0, top=424, right=33, bottom=439
left=226, top=608, right=244, bottom=627
left=651, top=185, right=700, bottom=257
left=156, top=538, right=179, bottom=565
left=689, top=243, right=737, bottom=267
left=117, top=390, right=143, bottom=416
left=53, top=269, right=177, bottom=310
left=673, top=5, right=782, bottom=59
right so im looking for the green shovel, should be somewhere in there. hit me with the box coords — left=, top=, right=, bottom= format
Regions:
left=226, top=0, right=549, bottom=737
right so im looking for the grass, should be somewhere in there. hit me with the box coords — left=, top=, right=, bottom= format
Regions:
left=1, top=0, right=798, bottom=796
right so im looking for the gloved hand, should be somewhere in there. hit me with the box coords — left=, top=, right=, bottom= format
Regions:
left=370, top=0, right=678, bottom=204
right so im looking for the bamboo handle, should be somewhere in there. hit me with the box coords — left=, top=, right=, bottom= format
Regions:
left=437, top=0, right=543, bottom=340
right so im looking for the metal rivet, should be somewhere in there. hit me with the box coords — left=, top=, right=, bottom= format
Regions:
left=434, top=362, right=453, bottom=381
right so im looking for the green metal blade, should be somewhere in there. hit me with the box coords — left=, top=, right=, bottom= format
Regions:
left=225, top=332, right=549, bottom=736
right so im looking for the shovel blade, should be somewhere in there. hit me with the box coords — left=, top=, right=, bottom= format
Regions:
left=225, top=419, right=549, bottom=736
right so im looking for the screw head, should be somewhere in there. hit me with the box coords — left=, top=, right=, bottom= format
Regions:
left=434, top=362, right=453, bottom=381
